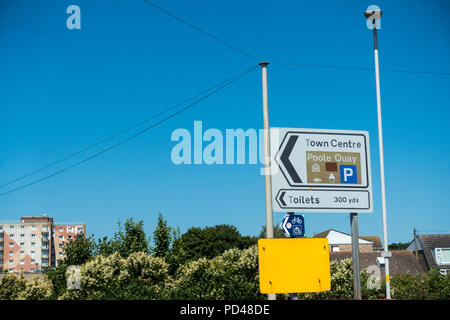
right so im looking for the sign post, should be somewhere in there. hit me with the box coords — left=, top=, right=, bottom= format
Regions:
left=350, top=212, right=362, bottom=299
left=269, top=128, right=373, bottom=299
left=259, top=62, right=276, bottom=301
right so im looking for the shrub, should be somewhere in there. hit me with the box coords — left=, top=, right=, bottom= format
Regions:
left=172, top=245, right=263, bottom=300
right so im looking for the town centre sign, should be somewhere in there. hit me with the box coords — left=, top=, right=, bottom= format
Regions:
left=270, top=128, right=373, bottom=213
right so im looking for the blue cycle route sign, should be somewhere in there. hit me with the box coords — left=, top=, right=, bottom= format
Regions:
left=281, top=214, right=305, bottom=238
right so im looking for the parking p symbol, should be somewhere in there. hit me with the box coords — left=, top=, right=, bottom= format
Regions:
left=340, top=165, right=357, bottom=183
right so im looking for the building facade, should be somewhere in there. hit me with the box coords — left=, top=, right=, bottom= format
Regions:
left=313, top=229, right=383, bottom=253
left=0, top=215, right=85, bottom=273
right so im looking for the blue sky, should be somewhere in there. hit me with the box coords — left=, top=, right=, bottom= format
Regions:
left=0, top=0, right=449, bottom=245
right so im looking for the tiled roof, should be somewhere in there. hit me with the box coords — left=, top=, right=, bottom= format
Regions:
left=360, top=236, right=383, bottom=249
left=417, top=234, right=450, bottom=270
left=330, top=250, right=426, bottom=276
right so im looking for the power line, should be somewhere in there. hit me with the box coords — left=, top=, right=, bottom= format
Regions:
left=142, top=0, right=261, bottom=62
left=0, top=67, right=258, bottom=190
left=142, top=1, right=450, bottom=76
left=0, top=64, right=259, bottom=197
left=273, top=61, right=450, bottom=76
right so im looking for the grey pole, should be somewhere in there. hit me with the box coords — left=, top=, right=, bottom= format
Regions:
left=364, top=7, right=392, bottom=299
left=260, top=62, right=276, bottom=301
left=350, top=212, right=362, bottom=300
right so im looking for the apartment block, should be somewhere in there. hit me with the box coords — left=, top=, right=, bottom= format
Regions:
left=0, top=214, right=85, bottom=273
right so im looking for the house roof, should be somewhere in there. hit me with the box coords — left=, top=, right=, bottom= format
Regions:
left=330, top=251, right=426, bottom=276
left=360, top=236, right=383, bottom=249
left=313, top=229, right=377, bottom=246
left=415, top=234, right=450, bottom=270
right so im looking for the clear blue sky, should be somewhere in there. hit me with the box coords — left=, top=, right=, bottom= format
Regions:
left=1, top=0, right=449, bottom=245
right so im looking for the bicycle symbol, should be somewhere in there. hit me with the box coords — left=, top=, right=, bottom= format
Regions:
left=291, top=217, right=303, bottom=225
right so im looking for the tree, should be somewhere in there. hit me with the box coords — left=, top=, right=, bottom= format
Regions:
left=0, top=272, right=27, bottom=300
left=180, top=224, right=257, bottom=262
left=388, top=242, right=410, bottom=250
left=152, top=213, right=171, bottom=259
left=62, top=234, right=96, bottom=266
left=100, top=218, right=149, bottom=258
left=258, top=224, right=286, bottom=239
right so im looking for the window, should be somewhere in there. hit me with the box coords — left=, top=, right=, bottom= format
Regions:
left=9, top=225, right=14, bottom=230
left=20, top=234, right=25, bottom=238
left=20, top=225, right=24, bottom=231
left=59, top=244, right=64, bottom=249
left=59, top=252, right=63, bottom=257
left=435, top=248, right=450, bottom=265
left=31, top=268, right=35, bottom=272
left=31, top=242, right=35, bottom=247
left=20, top=251, right=24, bottom=256
left=31, top=259, right=35, bottom=264
left=9, top=234, right=14, bottom=238
left=9, top=251, right=13, bottom=256
left=67, top=227, right=73, bottom=232
left=68, top=235, right=72, bottom=240
left=59, top=236, right=64, bottom=241
left=20, top=259, right=24, bottom=265
left=9, top=242, right=14, bottom=247
left=20, top=242, right=24, bottom=246
left=42, top=226, right=48, bottom=231
left=31, top=234, right=36, bottom=239
left=9, top=260, right=13, bottom=264
left=59, top=228, right=63, bottom=232
left=331, top=245, right=340, bottom=252
left=0, top=225, right=3, bottom=231
left=31, top=225, right=36, bottom=231
left=31, top=250, right=35, bottom=256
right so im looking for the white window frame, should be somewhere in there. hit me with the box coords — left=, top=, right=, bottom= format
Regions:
left=435, top=248, right=450, bottom=265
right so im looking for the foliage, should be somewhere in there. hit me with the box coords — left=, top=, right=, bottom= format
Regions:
left=17, top=276, right=53, bottom=300
left=114, top=218, right=149, bottom=258
left=63, top=234, right=96, bottom=266
left=258, top=224, right=286, bottom=239
left=388, top=242, right=410, bottom=250
left=152, top=212, right=172, bottom=258
left=298, top=258, right=385, bottom=300
left=181, top=224, right=257, bottom=262
left=171, top=245, right=263, bottom=300
left=391, top=269, right=450, bottom=300
left=59, top=251, right=171, bottom=300
left=0, top=272, right=27, bottom=300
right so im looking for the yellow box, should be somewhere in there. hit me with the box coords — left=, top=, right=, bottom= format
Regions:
left=258, top=238, right=331, bottom=294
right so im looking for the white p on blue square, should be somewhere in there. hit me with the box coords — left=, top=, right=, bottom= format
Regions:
left=340, top=165, right=357, bottom=183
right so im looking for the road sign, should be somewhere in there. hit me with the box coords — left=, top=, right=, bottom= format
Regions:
left=258, top=238, right=331, bottom=294
left=271, top=128, right=373, bottom=213
left=281, top=214, right=305, bottom=238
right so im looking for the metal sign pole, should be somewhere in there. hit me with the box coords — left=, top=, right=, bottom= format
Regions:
left=364, top=7, right=391, bottom=299
left=371, top=13, right=392, bottom=300
left=260, top=61, right=276, bottom=301
left=350, top=212, right=362, bottom=300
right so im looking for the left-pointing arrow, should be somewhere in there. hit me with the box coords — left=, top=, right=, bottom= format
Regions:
left=279, top=191, right=287, bottom=206
left=280, top=135, right=302, bottom=183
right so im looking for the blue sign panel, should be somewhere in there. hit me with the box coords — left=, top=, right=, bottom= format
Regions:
left=281, top=214, right=305, bottom=238
left=340, top=165, right=357, bottom=183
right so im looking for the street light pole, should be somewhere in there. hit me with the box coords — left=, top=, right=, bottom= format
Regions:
left=365, top=7, right=392, bottom=299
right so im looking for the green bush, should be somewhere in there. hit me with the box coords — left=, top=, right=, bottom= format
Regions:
left=171, top=245, right=263, bottom=300
left=391, top=269, right=450, bottom=300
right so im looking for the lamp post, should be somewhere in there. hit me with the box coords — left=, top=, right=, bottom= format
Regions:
left=364, top=6, right=392, bottom=299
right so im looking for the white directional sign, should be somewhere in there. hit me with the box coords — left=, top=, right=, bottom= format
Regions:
left=270, top=128, right=373, bottom=213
